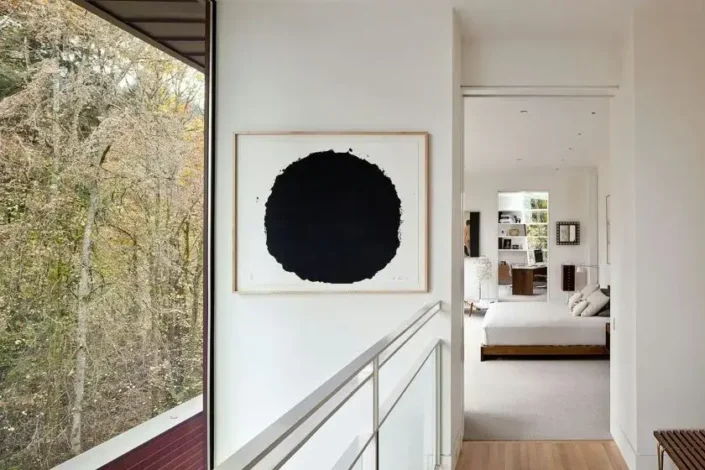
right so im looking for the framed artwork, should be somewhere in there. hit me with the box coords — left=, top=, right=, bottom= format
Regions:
left=464, top=211, right=480, bottom=257
left=556, top=221, right=580, bottom=245
left=234, top=132, right=428, bottom=293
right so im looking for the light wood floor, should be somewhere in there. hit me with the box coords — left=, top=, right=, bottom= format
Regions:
left=457, top=441, right=628, bottom=470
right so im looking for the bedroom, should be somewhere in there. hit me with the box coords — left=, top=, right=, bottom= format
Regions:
left=463, top=94, right=613, bottom=441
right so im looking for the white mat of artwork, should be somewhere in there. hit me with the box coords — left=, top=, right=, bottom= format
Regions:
left=234, top=132, right=428, bottom=293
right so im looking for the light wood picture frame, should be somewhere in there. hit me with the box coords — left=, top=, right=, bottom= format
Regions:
left=233, top=131, right=429, bottom=294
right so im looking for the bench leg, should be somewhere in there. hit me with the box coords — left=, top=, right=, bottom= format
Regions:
left=657, top=443, right=665, bottom=470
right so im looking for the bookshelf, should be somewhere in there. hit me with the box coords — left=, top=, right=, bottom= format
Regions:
left=498, top=193, right=549, bottom=264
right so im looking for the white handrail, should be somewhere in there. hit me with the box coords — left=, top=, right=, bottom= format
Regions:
left=217, top=301, right=442, bottom=470
left=379, top=340, right=439, bottom=429
left=331, top=434, right=371, bottom=470
left=335, top=340, right=442, bottom=470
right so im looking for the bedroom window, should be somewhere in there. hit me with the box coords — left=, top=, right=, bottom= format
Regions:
left=525, top=196, right=549, bottom=263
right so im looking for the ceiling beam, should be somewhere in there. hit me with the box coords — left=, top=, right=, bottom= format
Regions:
left=67, top=0, right=206, bottom=72
left=100, top=0, right=200, bottom=3
left=101, top=0, right=199, bottom=2
left=155, top=36, right=206, bottom=41
left=123, top=18, right=205, bottom=24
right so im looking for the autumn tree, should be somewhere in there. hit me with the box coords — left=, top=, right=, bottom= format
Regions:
left=0, top=1, right=204, bottom=468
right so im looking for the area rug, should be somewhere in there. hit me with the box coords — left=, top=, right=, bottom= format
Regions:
left=464, top=313, right=611, bottom=440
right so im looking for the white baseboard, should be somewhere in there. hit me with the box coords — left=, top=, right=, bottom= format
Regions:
left=612, top=424, right=637, bottom=470
left=439, top=429, right=463, bottom=469
left=452, top=429, right=463, bottom=466
left=612, top=424, right=674, bottom=470
left=636, top=453, right=676, bottom=470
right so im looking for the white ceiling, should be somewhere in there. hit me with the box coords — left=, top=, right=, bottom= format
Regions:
left=464, top=96, right=610, bottom=172
left=243, top=0, right=641, bottom=41
left=454, top=0, right=639, bottom=40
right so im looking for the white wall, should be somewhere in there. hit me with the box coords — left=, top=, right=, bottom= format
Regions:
left=612, top=6, right=705, bottom=470
left=633, top=5, right=705, bottom=468
left=461, top=38, right=620, bottom=87
left=610, top=16, right=638, bottom=469
left=464, top=168, right=599, bottom=304
left=214, top=2, right=463, bottom=468
left=450, top=10, right=466, bottom=461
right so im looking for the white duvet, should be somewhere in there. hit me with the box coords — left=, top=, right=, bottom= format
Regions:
left=482, top=302, right=608, bottom=346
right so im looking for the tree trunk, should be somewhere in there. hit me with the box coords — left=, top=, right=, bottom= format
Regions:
left=70, top=184, right=98, bottom=455
left=69, top=144, right=110, bottom=455
left=51, top=66, right=61, bottom=193
left=191, top=240, right=203, bottom=328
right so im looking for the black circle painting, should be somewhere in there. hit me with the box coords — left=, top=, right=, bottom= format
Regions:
left=264, top=150, right=402, bottom=284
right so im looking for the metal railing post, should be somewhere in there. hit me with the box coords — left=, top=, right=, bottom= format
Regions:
left=372, top=357, right=380, bottom=470
left=217, top=302, right=442, bottom=470
left=434, top=344, right=442, bottom=468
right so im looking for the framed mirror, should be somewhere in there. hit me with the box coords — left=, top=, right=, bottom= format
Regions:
left=556, top=221, right=580, bottom=245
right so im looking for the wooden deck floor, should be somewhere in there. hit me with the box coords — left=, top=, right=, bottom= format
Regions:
left=457, top=441, right=628, bottom=470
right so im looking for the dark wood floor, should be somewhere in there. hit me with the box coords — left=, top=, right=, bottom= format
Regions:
left=457, top=441, right=628, bottom=470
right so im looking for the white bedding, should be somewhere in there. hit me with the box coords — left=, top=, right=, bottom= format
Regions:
left=482, top=302, right=608, bottom=346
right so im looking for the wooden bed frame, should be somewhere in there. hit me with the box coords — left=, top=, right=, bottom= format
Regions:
left=480, top=344, right=609, bottom=361
left=480, top=324, right=611, bottom=361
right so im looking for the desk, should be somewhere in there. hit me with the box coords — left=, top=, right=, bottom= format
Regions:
left=511, top=264, right=548, bottom=296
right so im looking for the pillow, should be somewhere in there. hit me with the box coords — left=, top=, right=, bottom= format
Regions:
left=597, top=288, right=610, bottom=313
left=580, top=283, right=600, bottom=297
left=568, top=292, right=583, bottom=309
left=581, top=289, right=611, bottom=317
left=572, top=299, right=589, bottom=316
left=597, top=299, right=610, bottom=314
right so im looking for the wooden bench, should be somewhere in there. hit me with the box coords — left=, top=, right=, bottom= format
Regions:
left=654, top=430, right=705, bottom=470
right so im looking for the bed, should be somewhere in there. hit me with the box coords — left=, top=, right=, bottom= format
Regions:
left=480, top=302, right=610, bottom=361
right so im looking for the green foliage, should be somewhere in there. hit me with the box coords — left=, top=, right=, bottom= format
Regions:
left=528, top=211, right=549, bottom=223
left=526, top=224, right=548, bottom=238
left=0, top=1, right=204, bottom=468
left=528, top=237, right=549, bottom=250
left=529, top=198, right=548, bottom=210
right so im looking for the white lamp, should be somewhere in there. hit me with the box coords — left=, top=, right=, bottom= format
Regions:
left=472, top=256, right=493, bottom=300
left=601, top=264, right=610, bottom=286
left=577, top=264, right=599, bottom=287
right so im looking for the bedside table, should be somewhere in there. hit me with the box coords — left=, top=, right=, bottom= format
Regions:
left=605, top=323, right=611, bottom=352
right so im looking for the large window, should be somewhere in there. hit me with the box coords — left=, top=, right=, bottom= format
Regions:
left=525, top=196, right=549, bottom=261
left=0, top=2, right=204, bottom=468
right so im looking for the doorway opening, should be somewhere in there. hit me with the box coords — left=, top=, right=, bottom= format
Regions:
left=497, top=191, right=549, bottom=302
left=462, top=93, right=612, bottom=443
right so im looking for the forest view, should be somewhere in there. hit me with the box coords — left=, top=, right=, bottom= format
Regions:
left=0, top=1, right=205, bottom=468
